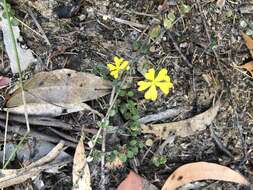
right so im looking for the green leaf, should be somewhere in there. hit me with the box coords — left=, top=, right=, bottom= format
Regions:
left=148, top=24, right=161, bottom=39
left=180, top=4, right=191, bottom=14
left=164, top=18, right=173, bottom=29
left=127, top=91, right=134, bottom=97
left=129, top=140, right=137, bottom=146
left=119, top=153, right=127, bottom=162
left=127, top=150, right=134, bottom=158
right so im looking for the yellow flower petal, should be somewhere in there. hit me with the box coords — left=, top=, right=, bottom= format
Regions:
left=110, top=70, right=119, bottom=79
left=145, top=68, right=155, bottom=81
left=155, top=69, right=168, bottom=82
left=107, top=64, right=116, bottom=71
left=144, top=84, right=157, bottom=101
left=156, top=81, right=173, bottom=95
left=119, top=61, right=129, bottom=70
left=137, top=81, right=152, bottom=91
left=114, top=56, right=123, bottom=67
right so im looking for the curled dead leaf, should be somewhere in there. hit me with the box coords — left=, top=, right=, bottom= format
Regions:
left=141, top=100, right=220, bottom=139
left=162, top=162, right=250, bottom=190
left=73, top=136, right=91, bottom=190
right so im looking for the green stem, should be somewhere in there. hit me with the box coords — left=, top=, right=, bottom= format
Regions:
left=2, top=0, right=30, bottom=168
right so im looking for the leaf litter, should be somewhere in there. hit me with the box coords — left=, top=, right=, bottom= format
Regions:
left=238, top=32, right=253, bottom=76
left=162, top=162, right=250, bottom=190
left=141, top=99, right=220, bottom=139
left=5, top=69, right=112, bottom=116
left=73, top=136, right=92, bottom=190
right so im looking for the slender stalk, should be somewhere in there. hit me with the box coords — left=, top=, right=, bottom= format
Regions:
left=2, top=0, right=30, bottom=168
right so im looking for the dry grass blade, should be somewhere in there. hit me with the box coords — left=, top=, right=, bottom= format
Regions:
left=241, top=31, right=253, bottom=58
left=73, top=136, right=91, bottom=190
left=162, top=162, right=250, bottom=190
left=141, top=100, right=220, bottom=139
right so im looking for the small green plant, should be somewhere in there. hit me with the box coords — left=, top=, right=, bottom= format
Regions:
left=152, top=155, right=167, bottom=167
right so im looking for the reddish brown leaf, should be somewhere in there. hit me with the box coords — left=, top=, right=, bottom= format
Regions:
left=238, top=61, right=253, bottom=77
left=241, top=32, right=253, bottom=58
left=117, top=170, right=158, bottom=190
left=162, top=162, right=250, bottom=190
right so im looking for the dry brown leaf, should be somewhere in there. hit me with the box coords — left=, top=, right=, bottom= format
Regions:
left=141, top=100, right=220, bottom=139
left=238, top=60, right=253, bottom=76
left=73, top=136, right=91, bottom=190
left=117, top=170, right=158, bottom=190
left=6, top=69, right=111, bottom=116
left=241, top=31, right=253, bottom=58
left=162, top=162, right=250, bottom=190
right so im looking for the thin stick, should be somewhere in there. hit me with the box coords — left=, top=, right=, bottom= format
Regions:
left=101, top=87, right=115, bottom=190
left=166, top=31, right=192, bottom=68
left=97, top=12, right=147, bottom=29
left=27, top=8, right=51, bottom=46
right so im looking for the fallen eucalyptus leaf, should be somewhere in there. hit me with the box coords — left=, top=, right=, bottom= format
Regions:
left=6, top=69, right=112, bottom=116
left=238, top=60, right=253, bottom=77
left=117, top=170, right=158, bottom=190
left=141, top=100, right=220, bottom=139
left=73, top=136, right=91, bottom=190
left=241, top=31, right=253, bottom=58
left=162, top=162, right=250, bottom=190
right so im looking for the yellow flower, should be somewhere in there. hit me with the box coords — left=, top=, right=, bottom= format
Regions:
left=137, top=68, right=173, bottom=101
left=107, top=56, right=129, bottom=79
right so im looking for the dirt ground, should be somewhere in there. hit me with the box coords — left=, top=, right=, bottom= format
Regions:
left=1, top=0, right=253, bottom=189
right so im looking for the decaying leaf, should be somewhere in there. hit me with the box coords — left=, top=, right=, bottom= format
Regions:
left=117, top=170, right=158, bottom=190
left=141, top=100, right=220, bottom=139
left=241, top=31, right=253, bottom=58
left=0, top=76, right=10, bottom=89
left=73, top=136, right=91, bottom=190
left=162, top=162, right=250, bottom=190
left=5, top=69, right=112, bottom=116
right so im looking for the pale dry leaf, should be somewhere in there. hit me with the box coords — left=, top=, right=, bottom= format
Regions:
left=6, top=69, right=112, bottom=116
left=73, top=136, right=91, bottom=190
left=241, top=31, right=253, bottom=58
left=162, top=162, right=250, bottom=190
left=117, top=170, right=158, bottom=190
left=238, top=60, right=253, bottom=77
left=141, top=100, right=220, bottom=139
left=6, top=102, right=94, bottom=116
left=216, top=0, right=226, bottom=9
